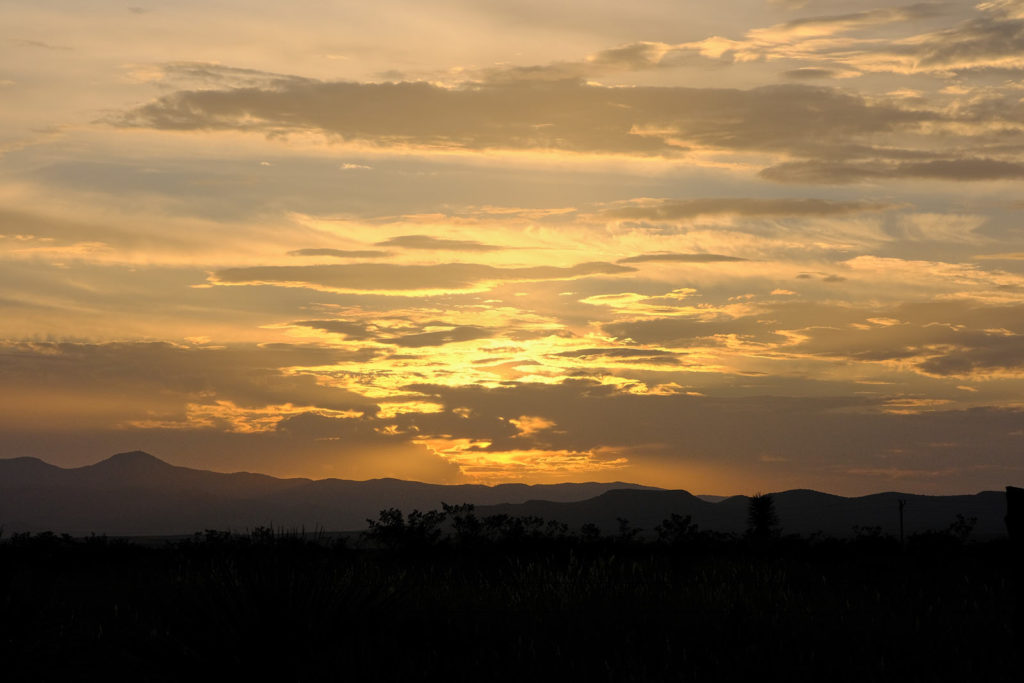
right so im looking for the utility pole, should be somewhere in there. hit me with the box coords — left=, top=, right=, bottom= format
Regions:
left=898, top=498, right=907, bottom=549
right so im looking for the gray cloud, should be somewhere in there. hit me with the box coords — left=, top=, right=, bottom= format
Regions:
left=735, top=300, right=1024, bottom=376
left=757, top=2, right=1024, bottom=75
left=389, top=325, right=494, bottom=348
left=553, top=347, right=678, bottom=359
left=116, top=79, right=931, bottom=160
left=291, top=320, right=378, bottom=340
left=289, top=248, right=391, bottom=258
left=916, top=335, right=1024, bottom=376
left=551, top=347, right=683, bottom=365
left=291, top=319, right=536, bottom=348
left=768, top=3, right=948, bottom=33
left=602, top=198, right=893, bottom=220
left=781, top=68, right=846, bottom=80
left=603, top=316, right=786, bottom=347
left=801, top=324, right=1024, bottom=375
left=909, top=3, right=1024, bottom=71
left=213, top=261, right=635, bottom=292
left=0, top=207, right=187, bottom=252
left=115, top=58, right=1024, bottom=185
left=376, top=234, right=502, bottom=251
left=0, top=413, right=463, bottom=483
left=153, top=62, right=305, bottom=90
left=2, top=339, right=1021, bottom=490
left=617, top=253, right=748, bottom=264
left=761, top=158, right=1024, bottom=183
left=589, top=41, right=671, bottom=69
left=472, top=40, right=700, bottom=85
left=0, top=341, right=379, bottom=429
left=898, top=159, right=1024, bottom=180
left=12, top=39, right=72, bottom=51
left=602, top=301, right=1024, bottom=368
left=399, top=379, right=1024, bottom=492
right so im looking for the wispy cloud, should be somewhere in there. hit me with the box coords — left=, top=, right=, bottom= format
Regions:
left=376, top=234, right=503, bottom=251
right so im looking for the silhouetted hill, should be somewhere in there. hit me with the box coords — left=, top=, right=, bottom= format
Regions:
left=0, top=452, right=656, bottom=536
left=477, top=488, right=1009, bottom=538
left=0, top=452, right=1009, bottom=537
left=478, top=489, right=717, bottom=532
left=0, top=456, right=65, bottom=486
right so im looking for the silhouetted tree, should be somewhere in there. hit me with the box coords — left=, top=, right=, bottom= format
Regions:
left=365, top=507, right=447, bottom=549
left=579, top=523, right=602, bottom=543
left=747, top=493, right=779, bottom=539
left=656, top=513, right=698, bottom=547
left=442, top=503, right=483, bottom=546
left=543, top=519, right=570, bottom=540
left=616, top=517, right=641, bottom=543
left=1007, top=486, right=1024, bottom=543
left=947, top=513, right=977, bottom=543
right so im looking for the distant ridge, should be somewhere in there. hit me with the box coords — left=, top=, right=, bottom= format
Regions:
left=0, top=452, right=658, bottom=536
left=0, top=452, right=1009, bottom=538
left=477, top=487, right=1008, bottom=538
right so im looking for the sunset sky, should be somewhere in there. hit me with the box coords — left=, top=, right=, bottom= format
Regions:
left=3, top=1, right=1024, bottom=494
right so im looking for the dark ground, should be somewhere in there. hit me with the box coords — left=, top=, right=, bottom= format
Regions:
left=1, top=519, right=1021, bottom=682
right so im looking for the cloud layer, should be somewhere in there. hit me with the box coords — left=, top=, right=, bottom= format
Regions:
left=3, top=1, right=1024, bottom=493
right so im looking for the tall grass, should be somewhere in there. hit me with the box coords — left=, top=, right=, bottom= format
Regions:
left=0, top=518, right=1019, bottom=681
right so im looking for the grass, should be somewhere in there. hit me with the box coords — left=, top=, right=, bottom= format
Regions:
left=0, top=523, right=1020, bottom=681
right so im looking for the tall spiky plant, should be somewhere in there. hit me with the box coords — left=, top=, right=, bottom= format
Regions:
left=747, top=492, right=780, bottom=539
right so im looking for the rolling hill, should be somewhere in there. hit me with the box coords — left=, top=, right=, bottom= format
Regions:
left=0, top=451, right=1009, bottom=537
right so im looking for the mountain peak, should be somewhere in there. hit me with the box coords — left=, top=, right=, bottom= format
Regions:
left=110, top=450, right=162, bottom=461
left=0, top=456, right=61, bottom=477
left=94, top=451, right=172, bottom=470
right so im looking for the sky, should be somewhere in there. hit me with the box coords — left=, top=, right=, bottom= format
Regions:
left=2, top=1, right=1024, bottom=494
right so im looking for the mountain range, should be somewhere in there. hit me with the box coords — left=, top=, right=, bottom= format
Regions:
left=0, top=451, right=1009, bottom=538
left=0, top=451, right=655, bottom=536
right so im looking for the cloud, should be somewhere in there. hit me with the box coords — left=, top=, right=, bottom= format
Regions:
left=749, top=3, right=948, bottom=41
left=616, top=253, right=748, bottom=264
left=553, top=347, right=678, bottom=359
left=138, top=61, right=305, bottom=90
left=901, top=1, right=1024, bottom=72
left=291, top=319, right=378, bottom=340
left=603, top=316, right=784, bottom=347
left=471, top=40, right=694, bottom=85
left=0, top=341, right=379, bottom=432
left=975, top=252, right=1024, bottom=260
left=761, top=158, right=1024, bottom=183
left=735, top=299, right=1024, bottom=377
left=656, top=2, right=1024, bottom=81
left=915, top=335, right=1024, bottom=376
left=898, top=159, right=1024, bottom=180
left=0, top=207, right=182, bottom=254
left=291, top=319, right=498, bottom=347
left=12, top=39, right=73, bottom=51
left=781, top=67, right=848, bottom=80
left=400, top=379, right=1024, bottom=492
left=588, top=41, right=678, bottom=70
left=375, top=234, right=502, bottom=251
left=115, top=53, right=1024, bottom=184
left=116, top=78, right=931, bottom=161
left=602, top=197, right=894, bottom=220
left=747, top=1, right=1024, bottom=74
left=389, top=325, right=494, bottom=348
left=289, top=248, right=390, bottom=258
left=212, top=261, right=635, bottom=293
left=551, top=347, right=682, bottom=366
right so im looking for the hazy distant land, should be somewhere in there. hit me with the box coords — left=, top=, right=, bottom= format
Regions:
left=0, top=451, right=1008, bottom=538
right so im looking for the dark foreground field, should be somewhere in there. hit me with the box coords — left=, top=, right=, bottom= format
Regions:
left=2, top=516, right=1021, bottom=682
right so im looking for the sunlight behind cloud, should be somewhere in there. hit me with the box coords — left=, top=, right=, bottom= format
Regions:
left=3, top=0, right=1024, bottom=493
